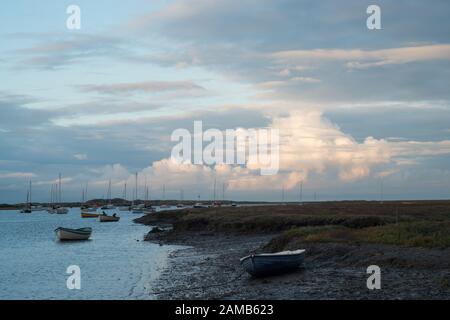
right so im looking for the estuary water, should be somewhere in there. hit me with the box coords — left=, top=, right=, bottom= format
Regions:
left=0, top=208, right=178, bottom=300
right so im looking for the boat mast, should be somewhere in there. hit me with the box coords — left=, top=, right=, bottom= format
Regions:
left=213, top=178, right=216, bottom=202
left=29, top=180, right=32, bottom=206
left=299, top=181, right=303, bottom=204
left=58, top=173, right=62, bottom=205
left=108, top=179, right=112, bottom=205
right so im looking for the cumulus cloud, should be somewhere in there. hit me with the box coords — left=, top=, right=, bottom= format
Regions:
left=74, top=154, right=88, bottom=160
left=112, top=110, right=450, bottom=194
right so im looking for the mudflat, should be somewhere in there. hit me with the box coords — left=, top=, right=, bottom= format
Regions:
left=135, top=201, right=450, bottom=299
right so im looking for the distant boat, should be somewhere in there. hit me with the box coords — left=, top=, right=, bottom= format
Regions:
left=132, top=208, right=144, bottom=214
left=56, top=207, right=69, bottom=214
left=20, top=208, right=32, bottom=214
left=81, top=212, right=99, bottom=218
left=160, top=204, right=170, bottom=209
left=240, top=249, right=306, bottom=277
left=231, top=203, right=238, bottom=207
left=55, top=227, right=92, bottom=241
left=119, top=206, right=130, bottom=211
left=99, top=213, right=120, bottom=222
left=193, top=203, right=207, bottom=208
left=143, top=207, right=156, bottom=214
left=101, top=204, right=115, bottom=210
left=176, top=204, right=184, bottom=208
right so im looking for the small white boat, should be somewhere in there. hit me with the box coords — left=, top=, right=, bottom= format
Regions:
left=143, top=208, right=156, bottom=214
left=99, top=214, right=120, bottom=222
left=56, top=207, right=69, bottom=214
left=240, top=249, right=306, bottom=277
left=55, top=227, right=92, bottom=241
left=101, top=204, right=115, bottom=210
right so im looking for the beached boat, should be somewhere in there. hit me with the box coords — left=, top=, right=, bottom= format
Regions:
left=55, top=227, right=92, bottom=241
left=99, top=214, right=120, bottom=222
left=81, top=212, right=99, bottom=218
left=240, top=249, right=306, bottom=277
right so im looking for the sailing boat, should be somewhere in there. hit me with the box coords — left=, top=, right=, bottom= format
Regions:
left=20, top=181, right=32, bottom=213
left=159, top=184, right=170, bottom=208
left=101, top=179, right=115, bottom=210
left=55, top=173, right=68, bottom=214
left=132, top=172, right=144, bottom=214
left=119, top=182, right=131, bottom=211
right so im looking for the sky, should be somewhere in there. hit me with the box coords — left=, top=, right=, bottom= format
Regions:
left=1, top=0, right=450, bottom=203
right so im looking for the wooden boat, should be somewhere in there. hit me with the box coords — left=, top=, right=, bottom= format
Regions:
left=81, top=212, right=99, bottom=218
left=99, top=214, right=120, bottom=222
left=240, top=249, right=305, bottom=277
left=55, top=227, right=92, bottom=241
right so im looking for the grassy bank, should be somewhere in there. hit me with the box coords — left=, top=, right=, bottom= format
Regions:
left=135, top=200, right=450, bottom=248
left=265, top=221, right=450, bottom=251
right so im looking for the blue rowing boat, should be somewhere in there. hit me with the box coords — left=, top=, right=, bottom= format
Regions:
left=240, top=249, right=305, bottom=277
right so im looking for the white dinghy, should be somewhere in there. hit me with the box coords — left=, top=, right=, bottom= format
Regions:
left=55, top=227, right=92, bottom=241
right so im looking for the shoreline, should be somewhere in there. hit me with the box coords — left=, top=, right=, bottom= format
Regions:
left=143, top=230, right=450, bottom=300
left=135, top=203, right=450, bottom=299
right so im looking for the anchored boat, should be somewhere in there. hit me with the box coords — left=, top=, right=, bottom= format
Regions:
left=240, top=249, right=305, bottom=277
left=81, top=212, right=99, bottom=218
left=99, top=213, right=120, bottom=222
left=55, top=227, right=92, bottom=241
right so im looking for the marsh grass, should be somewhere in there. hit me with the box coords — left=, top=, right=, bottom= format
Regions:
left=272, top=221, right=450, bottom=248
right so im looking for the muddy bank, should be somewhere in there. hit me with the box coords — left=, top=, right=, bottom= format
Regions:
left=135, top=203, right=450, bottom=299
left=144, top=231, right=450, bottom=300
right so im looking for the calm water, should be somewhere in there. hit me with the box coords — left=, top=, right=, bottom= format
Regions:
left=0, top=208, right=179, bottom=300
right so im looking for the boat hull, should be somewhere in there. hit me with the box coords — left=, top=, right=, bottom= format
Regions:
left=55, top=227, right=92, bottom=241
left=56, top=208, right=69, bottom=214
left=81, top=212, right=99, bottom=218
left=240, top=250, right=305, bottom=277
left=99, top=215, right=120, bottom=222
